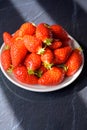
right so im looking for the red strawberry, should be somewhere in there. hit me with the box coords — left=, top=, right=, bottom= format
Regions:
left=65, top=49, right=83, bottom=76
left=41, top=48, right=54, bottom=69
left=1, top=49, right=12, bottom=70
left=24, top=53, right=41, bottom=71
left=3, top=32, right=12, bottom=47
left=36, top=23, right=53, bottom=45
left=62, top=37, right=73, bottom=47
left=13, top=65, right=38, bottom=84
left=23, top=35, right=42, bottom=53
left=49, top=39, right=62, bottom=49
left=12, top=22, right=36, bottom=40
left=38, top=67, right=65, bottom=85
left=10, top=39, right=28, bottom=67
left=50, top=24, right=68, bottom=40
left=54, top=46, right=73, bottom=64
left=20, top=22, right=36, bottom=35
left=12, top=29, right=24, bottom=39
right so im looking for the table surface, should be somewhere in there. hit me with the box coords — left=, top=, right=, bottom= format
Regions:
left=0, top=0, right=87, bottom=130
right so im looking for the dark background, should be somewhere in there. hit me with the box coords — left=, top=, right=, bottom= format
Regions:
left=0, top=0, right=87, bottom=130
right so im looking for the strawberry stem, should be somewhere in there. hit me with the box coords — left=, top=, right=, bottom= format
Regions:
left=57, top=64, right=68, bottom=72
left=37, top=45, right=47, bottom=55
left=43, top=62, right=54, bottom=69
left=76, top=47, right=83, bottom=52
left=15, top=37, right=23, bottom=41
left=37, top=48, right=45, bottom=55
left=31, top=22, right=36, bottom=27
left=44, top=38, right=53, bottom=46
left=44, top=23, right=50, bottom=28
left=34, top=70, right=43, bottom=78
left=27, top=68, right=35, bottom=75
left=7, top=65, right=14, bottom=73
left=4, top=45, right=10, bottom=50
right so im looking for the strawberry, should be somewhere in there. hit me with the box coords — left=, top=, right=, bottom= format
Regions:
left=50, top=24, right=68, bottom=40
left=12, top=29, right=24, bottom=39
left=23, top=35, right=43, bottom=53
left=49, top=39, right=62, bottom=49
left=41, top=48, right=54, bottom=69
left=1, top=49, right=12, bottom=71
left=38, top=67, right=65, bottom=85
left=10, top=39, right=28, bottom=67
left=62, top=37, right=73, bottom=47
left=12, top=22, right=36, bottom=40
left=54, top=46, right=73, bottom=64
left=65, top=49, right=83, bottom=76
left=20, top=22, right=36, bottom=35
left=36, top=23, right=53, bottom=45
left=24, top=53, right=41, bottom=72
left=3, top=32, right=12, bottom=47
left=13, top=65, right=38, bottom=84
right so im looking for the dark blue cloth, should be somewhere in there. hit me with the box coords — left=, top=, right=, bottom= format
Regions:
left=0, top=0, right=87, bottom=130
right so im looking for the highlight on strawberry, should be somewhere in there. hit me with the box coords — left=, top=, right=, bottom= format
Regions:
left=1, top=21, right=83, bottom=86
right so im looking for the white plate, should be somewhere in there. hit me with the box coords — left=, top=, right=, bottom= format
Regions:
left=0, top=35, right=84, bottom=92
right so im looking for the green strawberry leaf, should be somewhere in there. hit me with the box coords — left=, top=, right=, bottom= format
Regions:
left=37, top=48, right=45, bottom=55
left=27, top=68, right=35, bottom=75
left=57, top=64, right=68, bottom=72
left=34, top=70, right=43, bottom=78
left=44, top=38, right=53, bottom=46
left=4, top=45, right=10, bottom=50
left=43, top=62, right=54, bottom=69
left=7, top=65, right=14, bottom=73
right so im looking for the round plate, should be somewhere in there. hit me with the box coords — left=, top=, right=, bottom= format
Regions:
left=0, top=35, right=84, bottom=92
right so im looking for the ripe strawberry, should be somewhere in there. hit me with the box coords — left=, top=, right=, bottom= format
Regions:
left=23, top=35, right=43, bottom=53
left=10, top=39, right=28, bottom=67
left=41, top=48, right=54, bottom=69
left=65, top=49, right=83, bottom=76
left=36, top=23, right=53, bottom=45
left=13, top=65, right=38, bottom=84
left=50, top=24, right=68, bottom=40
left=12, top=29, right=24, bottom=39
left=62, top=37, right=73, bottom=47
left=54, top=46, right=73, bottom=64
left=3, top=32, right=12, bottom=47
left=49, top=39, right=62, bottom=49
left=24, top=53, right=41, bottom=71
left=20, top=22, right=36, bottom=35
left=12, top=22, right=36, bottom=40
left=38, top=67, right=65, bottom=85
left=1, top=49, right=12, bottom=70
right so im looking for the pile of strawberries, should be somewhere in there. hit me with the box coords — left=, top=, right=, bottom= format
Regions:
left=1, top=22, right=83, bottom=86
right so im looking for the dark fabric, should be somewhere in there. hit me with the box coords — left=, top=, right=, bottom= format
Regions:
left=0, top=0, right=87, bottom=130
